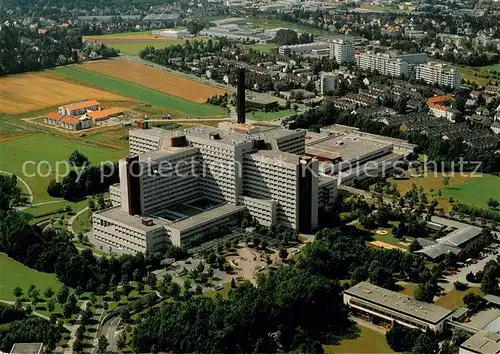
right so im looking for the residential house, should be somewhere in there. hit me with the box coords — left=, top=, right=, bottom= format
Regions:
left=59, top=100, right=100, bottom=116
left=44, top=112, right=63, bottom=125
left=59, top=116, right=91, bottom=131
left=87, top=107, right=124, bottom=123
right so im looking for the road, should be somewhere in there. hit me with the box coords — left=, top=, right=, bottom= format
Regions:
left=0, top=170, right=34, bottom=205
left=67, top=207, right=89, bottom=234
left=100, top=316, right=121, bottom=352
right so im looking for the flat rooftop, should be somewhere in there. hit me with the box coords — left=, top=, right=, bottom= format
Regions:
left=248, top=149, right=300, bottom=166
left=185, top=125, right=255, bottom=146
left=345, top=282, right=452, bottom=324
left=461, top=331, right=500, bottom=354
left=167, top=203, right=246, bottom=232
left=130, top=127, right=171, bottom=140
left=96, top=206, right=170, bottom=231
left=306, top=133, right=391, bottom=162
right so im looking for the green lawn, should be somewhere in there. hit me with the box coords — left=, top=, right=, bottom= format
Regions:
left=354, top=221, right=411, bottom=250
left=0, top=253, right=63, bottom=301
left=441, top=174, right=500, bottom=210
left=26, top=198, right=89, bottom=225
left=72, top=208, right=92, bottom=234
left=112, top=40, right=182, bottom=56
left=247, top=109, right=295, bottom=121
left=0, top=133, right=126, bottom=203
left=324, top=326, right=394, bottom=353
left=435, top=288, right=484, bottom=310
left=55, top=66, right=225, bottom=117
left=244, top=44, right=279, bottom=53
left=482, top=63, right=500, bottom=72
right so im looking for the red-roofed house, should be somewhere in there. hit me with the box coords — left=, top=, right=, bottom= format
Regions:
left=87, top=107, right=124, bottom=123
left=44, top=112, right=63, bottom=125
left=59, top=100, right=100, bottom=116
left=59, top=116, right=91, bottom=130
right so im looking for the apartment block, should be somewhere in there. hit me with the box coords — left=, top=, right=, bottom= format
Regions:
left=355, top=53, right=409, bottom=78
left=415, top=63, right=462, bottom=90
left=319, top=72, right=340, bottom=95
left=330, top=39, right=355, bottom=64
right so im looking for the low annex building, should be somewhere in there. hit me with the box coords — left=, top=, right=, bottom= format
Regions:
left=344, top=282, right=452, bottom=333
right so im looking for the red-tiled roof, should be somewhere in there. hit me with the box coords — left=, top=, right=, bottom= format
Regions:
left=88, top=107, right=123, bottom=121
left=45, top=112, right=63, bottom=120
left=63, top=100, right=100, bottom=111
left=60, top=116, right=80, bottom=125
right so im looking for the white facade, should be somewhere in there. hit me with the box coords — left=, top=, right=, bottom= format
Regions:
left=279, top=42, right=329, bottom=56
left=93, top=123, right=325, bottom=253
left=355, top=53, right=409, bottom=78
left=416, top=64, right=462, bottom=90
left=152, top=29, right=190, bottom=39
left=330, top=39, right=355, bottom=64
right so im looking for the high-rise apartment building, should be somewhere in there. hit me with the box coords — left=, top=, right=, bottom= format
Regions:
left=330, top=39, right=355, bottom=64
left=415, top=63, right=462, bottom=90
left=319, top=72, right=340, bottom=95
left=355, top=53, right=410, bottom=78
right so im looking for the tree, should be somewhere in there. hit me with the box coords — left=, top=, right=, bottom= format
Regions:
left=487, top=198, right=499, bottom=209
left=28, top=285, right=39, bottom=303
left=44, top=286, right=54, bottom=299
left=463, top=293, right=486, bottom=311
left=274, top=29, right=299, bottom=45
left=230, top=279, right=236, bottom=289
left=117, top=331, right=127, bottom=350
left=443, top=176, right=451, bottom=189
left=147, top=273, right=157, bottom=290
left=69, top=150, right=89, bottom=167
left=451, top=329, right=470, bottom=346
left=386, top=323, right=420, bottom=352
left=47, top=299, right=55, bottom=313
left=97, top=334, right=109, bottom=354
left=411, top=333, right=439, bottom=354
left=13, top=286, right=23, bottom=299
left=279, top=246, right=289, bottom=261
left=57, top=286, right=69, bottom=305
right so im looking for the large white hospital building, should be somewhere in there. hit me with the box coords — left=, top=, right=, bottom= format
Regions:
left=93, top=122, right=338, bottom=253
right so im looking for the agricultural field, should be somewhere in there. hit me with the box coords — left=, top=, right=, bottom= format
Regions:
left=55, top=66, right=226, bottom=118
left=0, top=253, right=62, bottom=301
left=324, top=326, right=394, bottom=353
left=0, top=133, right=127, bottom=203
left=0, top=71, right=129, bottom=114
left=389, top=172, right=500, bottom=212
left=82, top=60, right=229, bottom=103
left=84, top=31, right=185, bottom=55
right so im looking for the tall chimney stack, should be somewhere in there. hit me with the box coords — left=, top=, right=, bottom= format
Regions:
left=237, top=68, right=246, bottom=124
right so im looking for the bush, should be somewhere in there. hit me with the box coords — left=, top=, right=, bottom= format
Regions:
left=454, top=281, right=468, bottom=291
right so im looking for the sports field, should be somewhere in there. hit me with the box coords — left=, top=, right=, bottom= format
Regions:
left=55, top=66, right=226, bottom=118
left=0, top=71, right=129, bottom=114
left=0, top=134, right=127, bottom=202
left=244, top=44, right=279, bottom=53
left=0, top=253, right=62, bottom=301
left=390, top=173, right=500, bottom=211
left=82, top=60, right=229, bottom=103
